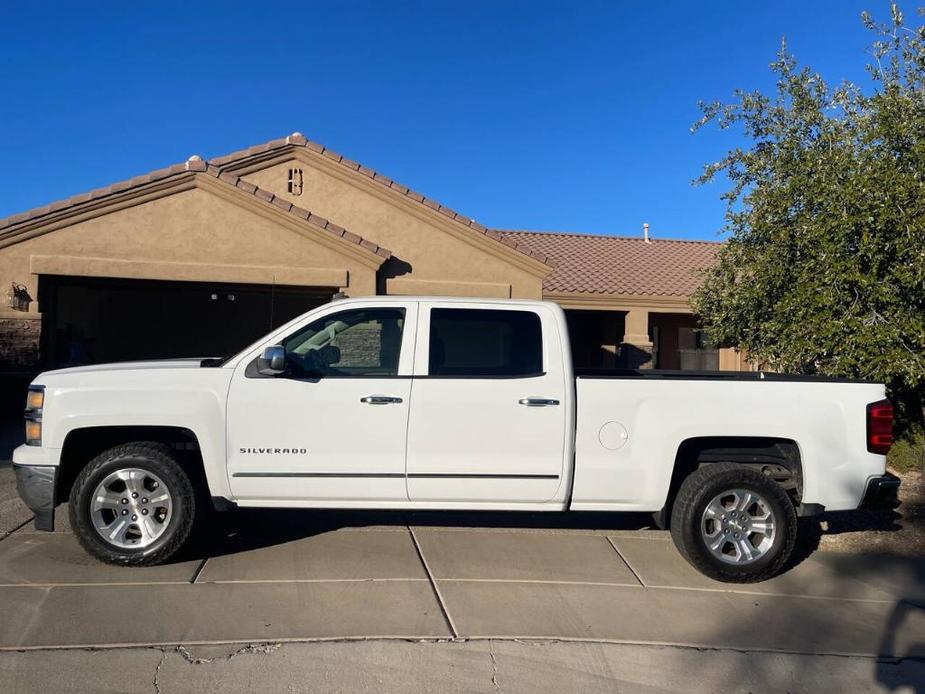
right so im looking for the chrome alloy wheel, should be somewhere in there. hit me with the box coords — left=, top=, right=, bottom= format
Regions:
left=700, top=488, right=776, bottom=564
left=90, top=468, right=173, bottom=549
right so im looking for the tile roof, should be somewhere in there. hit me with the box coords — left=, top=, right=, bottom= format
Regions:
left=497, top=230, right=721, bottom=297
left=0, top=155, right=391, bottom=260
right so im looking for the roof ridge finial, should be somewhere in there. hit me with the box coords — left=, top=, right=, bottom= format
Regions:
left=185, top=154, right=207, bottom=171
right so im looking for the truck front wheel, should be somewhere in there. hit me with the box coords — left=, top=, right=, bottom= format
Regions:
left=69, top=442, right=196, bottom=566
left=670, top=462, right=797, bottom=583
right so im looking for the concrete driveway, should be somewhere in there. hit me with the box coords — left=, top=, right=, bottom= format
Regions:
left=0, top=464, right=923, bottom=692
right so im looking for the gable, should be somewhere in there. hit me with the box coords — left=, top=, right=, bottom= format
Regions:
left=231, top=152, right=548, bottom=299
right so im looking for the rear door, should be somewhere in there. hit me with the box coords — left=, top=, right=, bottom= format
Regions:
left=406, top=303, right=568, bottom=503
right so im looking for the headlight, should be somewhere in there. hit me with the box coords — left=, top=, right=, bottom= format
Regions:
left=25, top=420, right=42, bottom=446
left=25, top=385, right=44, bottom=446
left=26, top=388, right=44, bottom=412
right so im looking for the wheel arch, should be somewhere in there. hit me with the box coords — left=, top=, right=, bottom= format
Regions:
left=657, top=436, right=804, bottom=528
left=56, top=425, right=206, bottom=505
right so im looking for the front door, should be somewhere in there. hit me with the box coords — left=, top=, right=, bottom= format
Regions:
left=406, top=304, right=568, bottom=504
left=226, top=303, right=414, bottom=503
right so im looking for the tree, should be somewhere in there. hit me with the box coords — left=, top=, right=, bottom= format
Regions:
left=693, top=4, right=925, bottom=434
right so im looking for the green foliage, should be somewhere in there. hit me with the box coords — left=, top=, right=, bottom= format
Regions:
left=887, top=428, right=924, bottom=472
left=693, top=4, right=925, bottom=432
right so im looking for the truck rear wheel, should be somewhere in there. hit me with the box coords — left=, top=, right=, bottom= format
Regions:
left=670, top=462, right=796, bottom=583
left=69, top=442, right=196, bottom=566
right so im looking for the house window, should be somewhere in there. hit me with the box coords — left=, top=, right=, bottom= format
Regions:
left=678, top=326, right=719, bottom=371
left=287, top=168, right=303, bottom=195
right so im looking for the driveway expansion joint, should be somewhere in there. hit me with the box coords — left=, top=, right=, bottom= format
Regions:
left=0, top=516, right=34, bottom=543
left=606, top=536, right=646, bottom=587
left=189, top=558, right=209, bottom=584
left=408, top=526, right=459, bottom=638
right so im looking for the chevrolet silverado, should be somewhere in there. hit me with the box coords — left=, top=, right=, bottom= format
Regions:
left=13, top=297, right=898, bottom=582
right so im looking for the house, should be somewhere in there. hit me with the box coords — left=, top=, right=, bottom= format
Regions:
left=0, top=132, right=745, bottom=390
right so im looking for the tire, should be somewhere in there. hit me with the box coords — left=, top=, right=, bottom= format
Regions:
left=69, top=442, right=197, bottom=566
left=669, top=462, right=797, bottom=583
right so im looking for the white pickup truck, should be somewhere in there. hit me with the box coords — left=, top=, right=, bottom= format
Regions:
left=13, top=297, right=898, bottom=582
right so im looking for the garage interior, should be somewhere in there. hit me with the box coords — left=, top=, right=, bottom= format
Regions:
left=37, top=275, right=335, bottom=367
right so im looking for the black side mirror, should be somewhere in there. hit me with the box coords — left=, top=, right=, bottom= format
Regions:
left=257, top=345, right=286, bottom=376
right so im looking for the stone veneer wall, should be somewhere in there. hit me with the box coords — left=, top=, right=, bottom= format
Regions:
left=0, top=317, right=40, bottom=370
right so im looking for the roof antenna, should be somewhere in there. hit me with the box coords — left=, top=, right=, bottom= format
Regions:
left=643, top=222, right=650, bottom=243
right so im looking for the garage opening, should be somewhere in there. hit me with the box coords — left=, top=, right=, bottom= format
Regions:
left=37, top=275, right=335, bottom=368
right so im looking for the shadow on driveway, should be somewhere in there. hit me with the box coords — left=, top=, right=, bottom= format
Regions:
left=177, top=505, right=655, bottom=563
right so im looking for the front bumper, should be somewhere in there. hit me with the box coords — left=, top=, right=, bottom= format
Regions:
left=859, top=472, right=901, bottom=510
left=12, top=463, right=57, bottom=531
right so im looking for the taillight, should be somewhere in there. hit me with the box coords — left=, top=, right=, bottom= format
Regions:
left=866, top=399, right=893, bottom=455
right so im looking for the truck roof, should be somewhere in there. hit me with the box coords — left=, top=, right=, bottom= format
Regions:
left=332, top=295, right=555, bottom=308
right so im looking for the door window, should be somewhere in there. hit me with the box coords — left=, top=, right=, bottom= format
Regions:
left=282, top=308, right=405, bottom=377
left=428, top=308, right=542, bottom=377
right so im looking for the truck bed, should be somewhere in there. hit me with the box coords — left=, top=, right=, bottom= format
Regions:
left=570, top=372, right=885, bottom=513
left=574, top=368, right=872, bottom=383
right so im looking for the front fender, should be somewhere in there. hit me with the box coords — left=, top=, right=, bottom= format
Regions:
left=38, top=369, right=233, bottom=500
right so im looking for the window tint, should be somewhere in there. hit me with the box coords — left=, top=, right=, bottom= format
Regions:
left=428, top=308, right=543, bottom=377
left=282, top=308, right=404, bottom=377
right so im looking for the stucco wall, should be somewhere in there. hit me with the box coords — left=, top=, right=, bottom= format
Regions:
left=239, top=157, right=546, bottom=299
left=0, top=184, right=381, bottom=313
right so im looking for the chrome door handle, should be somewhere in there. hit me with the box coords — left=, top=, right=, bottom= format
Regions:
left=518, top=397, right=560, bottom=407
left=360, top=395, right=403, bottom=405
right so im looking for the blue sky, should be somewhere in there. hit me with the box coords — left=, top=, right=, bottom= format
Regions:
left=0, top=1, right=882, bottom=240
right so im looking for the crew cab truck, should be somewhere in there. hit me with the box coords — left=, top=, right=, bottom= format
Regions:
left=13, top=297, right=898, bottom=583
